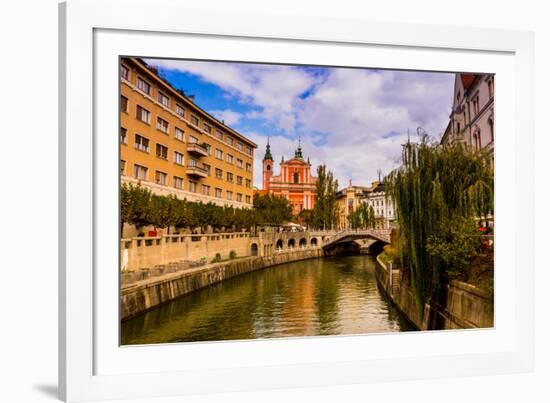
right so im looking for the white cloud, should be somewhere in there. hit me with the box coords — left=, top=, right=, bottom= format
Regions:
left=209, top=109, right=242, bottom=126
left=146, top=59, right=454, bottom=189
left=145, top=59, right=320, bottom=134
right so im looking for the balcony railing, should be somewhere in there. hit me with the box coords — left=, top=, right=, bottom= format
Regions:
left=186, top=142, right=209, bottom=157
left=186, top=164, right=209, bottom=178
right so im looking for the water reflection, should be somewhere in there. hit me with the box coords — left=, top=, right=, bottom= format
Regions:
left=121, top=255, right=414, bottom=345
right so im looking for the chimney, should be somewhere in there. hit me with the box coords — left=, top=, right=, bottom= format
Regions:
left=188, top=95, right=195, bottom=103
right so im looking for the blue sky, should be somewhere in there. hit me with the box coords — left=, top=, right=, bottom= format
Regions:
left=145, top=58, right=455, bottom=188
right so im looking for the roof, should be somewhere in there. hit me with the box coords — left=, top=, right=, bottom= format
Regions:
left=281, top=157, right=310, bottom=166
left=460, top=74, right=476, bottom=91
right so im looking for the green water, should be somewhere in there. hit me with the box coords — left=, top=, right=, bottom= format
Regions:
left=121, top=255, right=415, bottom=345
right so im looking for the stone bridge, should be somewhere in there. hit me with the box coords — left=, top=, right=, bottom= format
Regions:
left=321, top=229, right=391, bottom=251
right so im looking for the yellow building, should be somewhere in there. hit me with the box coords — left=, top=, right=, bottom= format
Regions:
left=120, top=57, right=257, bottom=208
left=335, top=181, right=371, bottom=230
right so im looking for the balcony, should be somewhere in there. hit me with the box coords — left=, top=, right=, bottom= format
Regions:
left=186, top=142, right=209, bottom=157
left=186, top=164, right=209, bottom=178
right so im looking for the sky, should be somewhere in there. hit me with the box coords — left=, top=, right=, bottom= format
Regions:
left=144, top=58, right=455, bottom=189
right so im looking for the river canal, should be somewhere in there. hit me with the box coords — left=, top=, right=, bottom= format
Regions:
left=121, top=255, right=415, bottom=345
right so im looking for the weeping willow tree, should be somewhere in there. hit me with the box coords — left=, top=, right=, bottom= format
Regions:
left=386, top=135, right=493, bottom=317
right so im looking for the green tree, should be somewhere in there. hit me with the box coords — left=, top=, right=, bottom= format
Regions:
left=120, top=183, right=153, bottom=231
left=253, top=193, right=293, bottom=226
left=312, top=164, right=339, bottom=230
left=386, top=135, right=493, bottom=317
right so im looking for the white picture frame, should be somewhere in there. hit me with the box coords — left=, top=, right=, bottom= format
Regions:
left=59, top=0, right=534, bottom=401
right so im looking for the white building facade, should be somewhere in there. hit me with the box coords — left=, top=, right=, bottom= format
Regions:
left=441, top=73, right=495, bottom=155
left=360, top=181, right=396, bottom=230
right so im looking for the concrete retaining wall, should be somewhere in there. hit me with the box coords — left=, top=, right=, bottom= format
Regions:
left=375, top=256, right=493, bottom=330
left=121, top=248, right=324, bottom=320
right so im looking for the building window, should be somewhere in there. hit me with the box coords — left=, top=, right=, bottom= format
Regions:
left=215, top=149, right=223, bottom=160
left=175, top=103, right=185, bottom=117
left=136, top=105, right=150, bottom=124
left=189, top=135, right=198, bottom=144
left=173, top=151, right=184, bottom=166
left=202, top=185, right=210, bottom=196
left=156, top=117, right=169, bottom=134
left=227, top=191, right=233, bottom=200
left=246, top=163, right=252, bottom=172
left=245, top=179, right=251, bottom=188
left=133, top=164, right=148, bottom=180
left=155, top=171, right=167, bottom=185
left=134, top=134, right=149, bottom=152
left=203, top=123, right=212, bottom=134
left=137, top=77, right=151, bottom=95
left=245, top=195, right=251, bottom=204
left=175, top=127, right=185, bottom=141
left=188, top=180, right=198, bottom=193
left=203, top=164, right=211, bottom=175
left=226, top=136, right=234, bottom=146
left=120, top=64, right=129, bottom=80
left=293, top=172, right=299, bottom=184
left=120, top=127, right=127, bottom=144
left=203, top=143, right=211, bottom=154
left=156, top=144, right=168, bottom=160
left=236, top=142, right=243, bottom=151
left=488, top=79, right=494, bottom=98
left=189, top=158, right=199, bottom=167
left=215, top=168, right=223, bottom=179
left=236, top=176, right=243, bottom=185
left=489, top=117, right=494, bottom=143
left=246, top=146, right=253, bottom=156
left=173, top=176, right=183, bottom=189
left=226, top=154, right=234, bottom=164
left=236, top=159, right=243, bottom=168
left=236, top=193, right=243, bottom=202
left=215, top=188, right=222, bottom=198
left=473, top=96, right=480, bottom=115
left=215, top=130, right=224, bottom=140
left=120, top=160, right=126, bottom=175
left=226, top=172, right=234, bottom=182
left=120, top=95, right=128, bottom=113
left=157, top=91, right=169, bottom=107
left=190, top=114, right=200, bottom=127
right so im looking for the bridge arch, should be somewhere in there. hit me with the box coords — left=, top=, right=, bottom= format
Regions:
left=299, top=238, right=307, bottom=249
left=276, top=239, right=284, bottom=250
left=288, top=238, right=296, bottom=249
left=311, top=237, right=318, bottom=247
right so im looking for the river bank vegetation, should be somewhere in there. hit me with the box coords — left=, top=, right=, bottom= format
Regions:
left=120, top=184, right=293, bottom=233
left=386, top=136, right=494, bottom=316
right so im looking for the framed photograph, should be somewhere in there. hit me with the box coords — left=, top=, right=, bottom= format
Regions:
left=59, top=0, right=534, bottom=401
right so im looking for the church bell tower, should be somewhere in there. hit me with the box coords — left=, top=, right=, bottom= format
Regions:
left=262, top=139, right=273, bottom=191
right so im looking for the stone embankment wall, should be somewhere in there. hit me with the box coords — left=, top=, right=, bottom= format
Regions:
left=121, top=232, right=252, bottom=272
left=121, top=248, right=324, bottom=320
left=375, top=256, right=493, bottom=330
left=121, top=230, right=327, bottom=272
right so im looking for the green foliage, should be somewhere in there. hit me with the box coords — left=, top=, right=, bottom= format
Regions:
left=426, top=217, right=479, bottom=276
left=386, top=136, right=493, bottom=317
left=211, top=253, right=222, bottom=263
left=253, top=193, right=293, bottom=225
left=121, top=184, right=258, bottom=232
left=120, top=183, right=153, bottom=229
left=312, top=165, right=339, bottom=230
left=229, top=250, right=237, bottom=260
left=297, top=208, right=314, bottom=228
left=348, top=202, right=376, bottom=229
